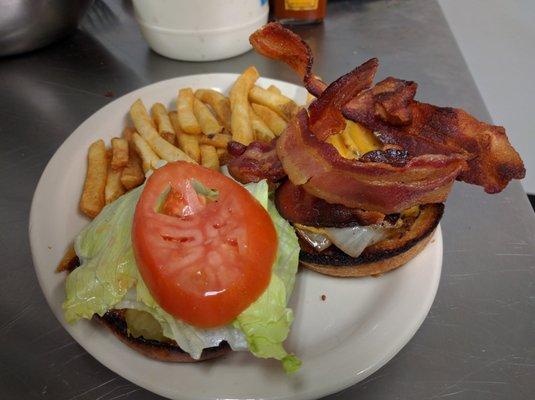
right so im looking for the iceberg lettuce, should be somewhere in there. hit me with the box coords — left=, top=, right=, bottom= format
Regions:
left=63, top=178, right=300, bottom=372
left=234, top=181, right=301, bottom=373
left=63, top=186, right=143, bottom=323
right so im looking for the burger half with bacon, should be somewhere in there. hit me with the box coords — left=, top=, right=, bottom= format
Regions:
left=228, top=23, right=525, bottom=277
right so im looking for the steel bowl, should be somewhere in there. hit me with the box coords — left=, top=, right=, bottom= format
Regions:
left=0, top=0, right=93, bottom=57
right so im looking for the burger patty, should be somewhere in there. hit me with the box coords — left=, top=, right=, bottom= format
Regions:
left=299, top=203, right=443, bottom=273
left=275, top=179, right=385, bottom=227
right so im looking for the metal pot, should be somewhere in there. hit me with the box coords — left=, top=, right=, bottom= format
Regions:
left=0, top=0, right=93, bottom=57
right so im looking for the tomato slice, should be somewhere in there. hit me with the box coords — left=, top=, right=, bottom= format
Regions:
left=132, top=162, right=277, bottom=328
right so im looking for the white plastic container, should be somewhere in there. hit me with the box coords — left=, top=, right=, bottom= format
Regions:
left=132, top=0, right=269, bottom=62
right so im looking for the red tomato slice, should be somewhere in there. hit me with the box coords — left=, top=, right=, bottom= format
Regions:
left=132, top=161, right=277, bottom=328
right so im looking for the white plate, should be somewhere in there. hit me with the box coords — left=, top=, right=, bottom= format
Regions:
left=29, top=74, right=442, bottom=400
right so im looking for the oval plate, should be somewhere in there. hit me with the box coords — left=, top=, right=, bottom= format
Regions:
left=29, top=74, right=442, bottom=400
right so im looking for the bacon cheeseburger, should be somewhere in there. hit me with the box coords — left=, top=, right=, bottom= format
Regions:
left=228, top=23, right=525, bottom=277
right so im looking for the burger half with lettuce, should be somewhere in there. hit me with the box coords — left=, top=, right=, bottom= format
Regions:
left=63, top=161, right=301, bottom=372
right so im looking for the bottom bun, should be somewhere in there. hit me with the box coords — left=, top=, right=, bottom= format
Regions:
left=65, top=261, right=231, bottom=363
left=299, top=203, right=443, bottom=277
left=94, top=309, right=232, bottom=362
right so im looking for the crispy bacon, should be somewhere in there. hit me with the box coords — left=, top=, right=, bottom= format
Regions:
left=343, top=78, right=526, bottom=193
left=227, top=140, right=285, bottom=185
left=227, top=141, right=248, bottom=157
left=308, top=58, right=378, bottom=140
left=247, top=22, right=524, bottom=213
left=275, top=180, right=384, bottom=227
left=371, top=77, right=417, bottom=126
left=359, top=148, right=409, bottom=166
left=249, top=22, right=326, bottom=97
left=277, top=111, right=467, bottom=213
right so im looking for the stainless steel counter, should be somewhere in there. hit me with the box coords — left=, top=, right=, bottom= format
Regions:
left=1, top=0, right=534, bottom=399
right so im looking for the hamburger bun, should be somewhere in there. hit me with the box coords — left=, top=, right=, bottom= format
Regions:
left=94, top=310, right=231, bottom=362
left=64, top=263, right=231, bottom=363
left=299, top=203, right=443, bottom=277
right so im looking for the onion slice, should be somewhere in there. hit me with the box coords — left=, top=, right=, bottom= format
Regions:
left=295, top=222, right=395, bottom=258
left=323, top=225, right=388, bottom=258
left=295, top=227, right=332, bottom=252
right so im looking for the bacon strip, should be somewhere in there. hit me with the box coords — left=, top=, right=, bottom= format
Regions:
left=343, top=78, right=526, bottom=193
left=250, top=24, right=467, bottom=212
left=308, top=58, right=378, bottom=140
left=248, top=22, right=524, bottom=212
left=275, top=180, right=385, bottom=227
left=227, top=140, right=285, bottom=185
left=277, top=111, right=467, bottom=213
left=359, top=148, right=409, bottom=166
left=371, top=77, right=417, bottom=126
left=250, top=22, right=326, bottom=97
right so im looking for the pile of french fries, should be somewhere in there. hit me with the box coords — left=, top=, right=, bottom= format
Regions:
left=79, top=66, right=300, bottom=218
left=79, top=66, right=379, bottom=219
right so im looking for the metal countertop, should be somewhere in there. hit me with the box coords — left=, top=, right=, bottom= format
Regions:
left=1, top=1, right=533, bottom=399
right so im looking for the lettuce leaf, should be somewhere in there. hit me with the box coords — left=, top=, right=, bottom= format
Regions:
left=234, top=181, right=301, bottom=373
left=63, top=178, right=300, bottom=372
left=64, top=184, right=248, bottom=358
left=63, top=186, right=143, bottom=323
left=116, top=275, right=248, bottom=360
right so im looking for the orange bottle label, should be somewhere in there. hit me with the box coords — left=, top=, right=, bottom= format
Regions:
left=285, top=0, right=319, bottom=11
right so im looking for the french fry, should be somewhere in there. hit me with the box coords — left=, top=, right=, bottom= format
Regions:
left=56, top=245, right=78, bottom=273
left=80, top=139, right=107, bottom=218
left=111, top=137, right=129, bottom=169
left=200, top=145, right=220, bottom=170
left=230, top=66, right=259, bottom=145
left=177, top=134, right=201, bottom=164
left=121, top=151, right=144, bottom=189
left=250, top=105, right=275, bottom=142
left=216, top=148, right=231, bottom=166
left=105, top=161, right=125, bottom=204
left=120, top=126, right=145, bottom=189
left=267, top=85, right=282, bottom=95
left=193, top=98, right=223, bottom=135
left=132, top=132, right=160, bottom=172
left=251, top=103, right=288, bottom=136
left=122, top=126, right=136, bottom=142
left=168, top=111, right=180, bottom=130
left=159, top=131, right=176, bottom=145
left=195, top=89, right=231, bottom=131
left=151, top=103, right=176, bottom=144
left=199, top=133, right=231, bottom=149
left=249, top=85, right=299, bottom=121
left=177, top=88, right=202, bottom=134
left=130, top=99, right=194, bottom=163
left=169, top=111, right=201, bottom=163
